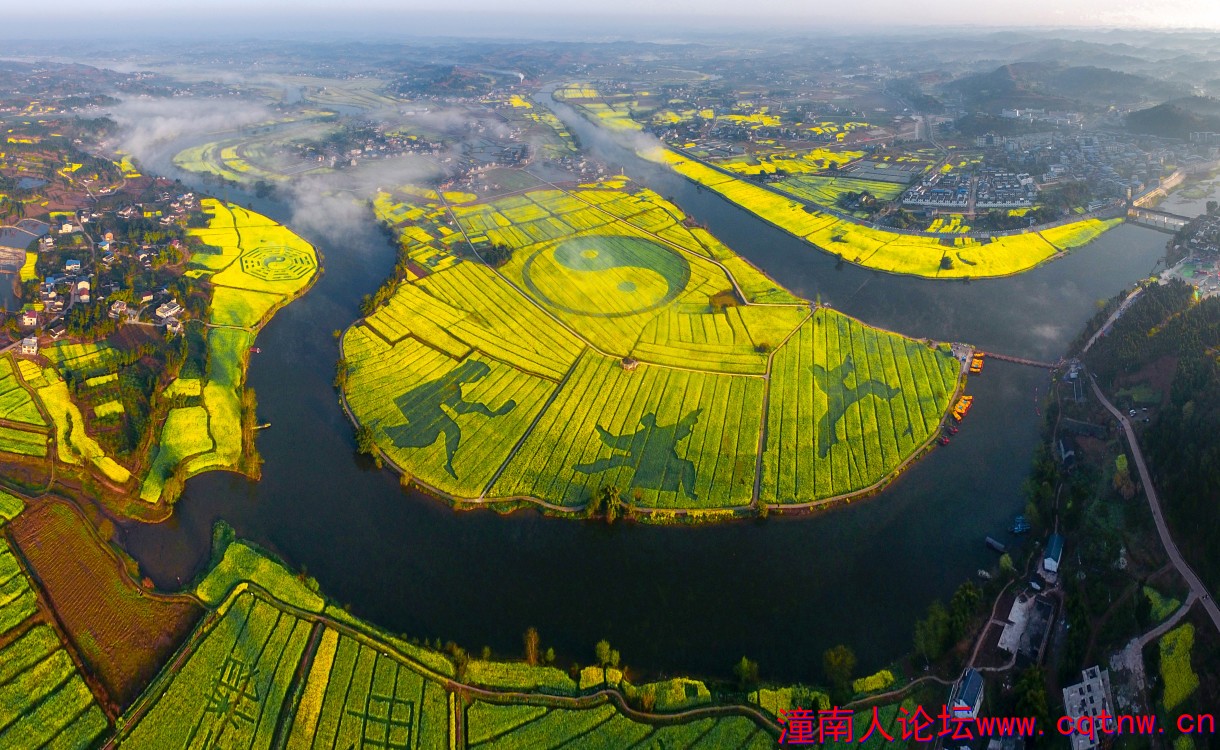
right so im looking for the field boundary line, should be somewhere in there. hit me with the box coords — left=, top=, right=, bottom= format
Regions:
left=480, top=350, right=585, bottom=499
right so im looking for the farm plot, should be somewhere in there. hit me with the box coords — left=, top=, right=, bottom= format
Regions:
left=343, top=327, right=559, bottom=498
left=0, top=424, right=48, bottom=457
left=284, top=629, right=450, bottom=750
left=9, top=500, right=203, bottom=706
left=467, top=701, right=772, bottom=749
left=349, top=183, right=960, bottom=512
left=491, top=350, right=764, bottom=509
left=770, top=175, right=905, bottom=213
left=651, top=147, right=1119, bottom=278
left=761, top=310, right=959, bottom=502
left=0, top=524, right=109, bottom=748
left=36, top=369, right=131, bottom=484
left=117, top=592, right=313, bottom=749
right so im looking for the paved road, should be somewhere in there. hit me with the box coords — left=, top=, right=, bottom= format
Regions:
left=1081, top=286, right=1143, bottom=354
left=1090, top=375, right=1220, bottom=634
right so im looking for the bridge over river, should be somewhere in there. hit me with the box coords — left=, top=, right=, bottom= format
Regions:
left=1128, top=206, right=1192, bottom=233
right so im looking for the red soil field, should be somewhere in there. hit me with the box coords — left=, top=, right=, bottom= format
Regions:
left=8, top=499, right=202, bottom=708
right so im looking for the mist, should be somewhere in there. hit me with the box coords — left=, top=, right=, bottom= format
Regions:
left=284, top=154, right=448, bottom=245
left=106, top=96, right=276, bottom=175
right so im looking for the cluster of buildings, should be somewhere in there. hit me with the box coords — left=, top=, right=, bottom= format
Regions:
left=14, top=188, right=193, bottom=347
left=902, top=170, right=1038, bottom=210
left=998, top=108, right=1084, bottom=127
left=975, top=132, right=1215, bottom=204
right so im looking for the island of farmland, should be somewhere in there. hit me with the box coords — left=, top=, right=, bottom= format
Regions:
left=341, top=183, right=963, bottom=518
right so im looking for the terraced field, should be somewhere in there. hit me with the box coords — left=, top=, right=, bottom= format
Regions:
left=344, top=184, right=962, bottom=515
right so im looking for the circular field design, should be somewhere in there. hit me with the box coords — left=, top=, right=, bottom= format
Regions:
left=522, top=236, right=691, bottom=318
left=238, top=245, right=316, bottom=282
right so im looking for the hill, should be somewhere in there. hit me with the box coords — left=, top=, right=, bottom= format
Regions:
left=1127, top=96, right=1220, bottom=140
left=950, top=63, right=1186, bottom=110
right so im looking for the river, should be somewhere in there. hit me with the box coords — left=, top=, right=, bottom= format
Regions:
left=119, top=106, right=1169, bottom=685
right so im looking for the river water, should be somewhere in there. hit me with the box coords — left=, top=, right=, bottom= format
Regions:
left=119, top=107, right=1170, bottom=684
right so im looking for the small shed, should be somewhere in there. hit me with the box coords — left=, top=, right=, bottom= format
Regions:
left=1043, top=533, right=1064, bottom=574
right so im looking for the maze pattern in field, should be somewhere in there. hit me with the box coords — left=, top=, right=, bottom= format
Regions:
left=285, top=628, right=449, bottom=749
left=120, top=592, right=312, bottom=749
left=761, top=311, right=960, bottom=502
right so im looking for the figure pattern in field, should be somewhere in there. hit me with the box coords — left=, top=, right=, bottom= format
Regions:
left=201, top=653, right=262, bottom=747
left=814, top=353, right=899, bottom=458
left=575, top=408, right=702, bottom=499
left=348, top=693, right=414, bottom=749
left=385, top=360, right=516, bottom=478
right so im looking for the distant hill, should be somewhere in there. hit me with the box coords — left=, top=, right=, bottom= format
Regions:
left=1127, top=96, right=1220, bottom=139
left=948, top=63, right=1187, bottom=110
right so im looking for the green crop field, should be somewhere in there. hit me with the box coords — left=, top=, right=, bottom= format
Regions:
left=0, top=355, right=46, bottom=427
left=761, top=312, right=959, bottom=501
left=119, top=592, right=314, bottom=749
left=106, top=539, right=782, bottom=749
left=344, top=183, right=961, bottom=514
left=0, top=527, right=109, bottom=749
left=137, top=199, right=317, bottom=502
left=768, top=175, right=906, bottom=216
left=466, top=701, right=772, bottom=749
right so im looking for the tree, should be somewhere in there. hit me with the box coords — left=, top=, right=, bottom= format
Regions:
left=822, top=645, right=856, bottom=700
left=1208, top=200, right=1218, bottom=215
left=524, top=627, right=540, bottom=666
left=1014, top=666, right=1051, bottom=729
left=949, top=582, right=983, bottom=641
left=913, top=600, right=951, bottom=663
left=733, top=656, right=759, bottom=690
left=355, top=425, right=380, bottom=468
left=999, top=553, right=1016, bottom=576
left=593, top=485, right=621, bottom=523
left=595, top=639, right=612, bottom=666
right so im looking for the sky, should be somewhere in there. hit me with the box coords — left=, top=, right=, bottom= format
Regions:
left=4, top=0, right=1220, bottom=38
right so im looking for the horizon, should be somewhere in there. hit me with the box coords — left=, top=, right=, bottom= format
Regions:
left=2, top=2, right=1220, bottom=42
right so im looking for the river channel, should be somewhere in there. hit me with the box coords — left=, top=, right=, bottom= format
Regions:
left=120, top=103, right=1170, bottom=684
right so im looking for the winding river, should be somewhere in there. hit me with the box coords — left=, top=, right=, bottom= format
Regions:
left=119, top=102, right=1170, bottom=685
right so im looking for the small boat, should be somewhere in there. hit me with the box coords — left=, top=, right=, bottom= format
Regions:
left=1011, top=515, right=1031, bottom=534
left=939, top=436, right=951, bottom=445
left=250, top=347, right=262, bottom=354
left=985, top=536, right=1007, bottom=553
left=947, top=425, right=959, bottom=434
left=255, top=421, right=271, bottom=430
left=977, top=569, right=992, bottom=580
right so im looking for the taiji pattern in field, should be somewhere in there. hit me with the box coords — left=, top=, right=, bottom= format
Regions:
left=343, top=184, right=962, bottom=511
